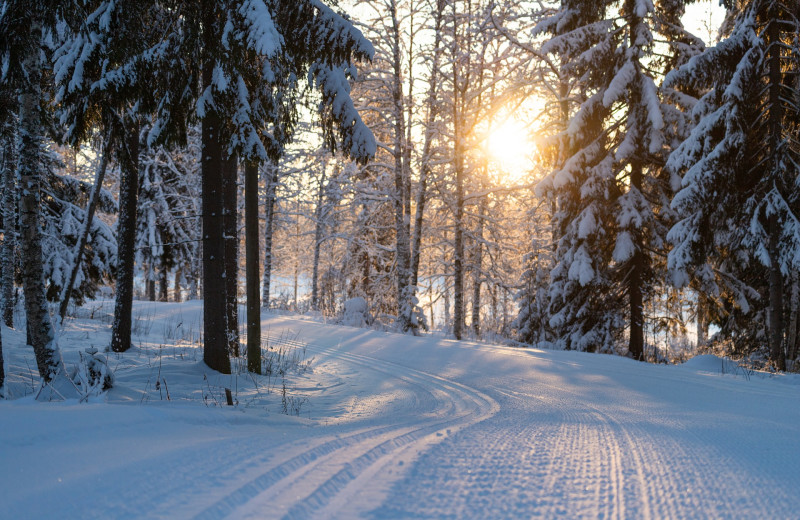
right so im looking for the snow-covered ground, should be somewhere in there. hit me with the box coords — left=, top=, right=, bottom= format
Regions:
left=2, top=300, right=799, bottom=519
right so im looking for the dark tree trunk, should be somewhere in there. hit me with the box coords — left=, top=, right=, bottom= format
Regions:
left=766, top=4, right=786, bottom=370
left=787, top=272, right=799, bottom=364
left=245, top=161, right=261, bottom=373
left=18, top=22, right=62, bottom=380
left=110, top=116, right=140, bottom=353
left=2, top=129, right=17, bottom=328
left=628, top=161, right=644, bottom=361
left=59, top=129, right=112, bottom=320
left=261, top=163, right=278, bottom=310
left=223, top=152, right=239, bottom=356
left=0, top=314, right=3, bottom=391
left=768, top=214, right=786, bottom=370
left=696, top=295, right=708, bottom=349
left=147, top=276, right=156, bottom=302
left=201, top=7, right=231, bottom=373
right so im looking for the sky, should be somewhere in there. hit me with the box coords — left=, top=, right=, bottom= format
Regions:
left=682, top=1, right=727, bottom=44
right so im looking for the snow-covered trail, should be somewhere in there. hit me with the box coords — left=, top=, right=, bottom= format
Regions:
left=259, top=316, right=800, bottom=519
left=2, top=307, right=800, bottom=519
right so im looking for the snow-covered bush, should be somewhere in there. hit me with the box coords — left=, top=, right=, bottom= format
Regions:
left=339, top=297, right=372, bottom=328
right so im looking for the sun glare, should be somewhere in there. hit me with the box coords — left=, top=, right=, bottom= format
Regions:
left=486, top=118, right=534, bottom=184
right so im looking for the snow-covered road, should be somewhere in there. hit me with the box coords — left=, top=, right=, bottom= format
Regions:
left=2, top=308, right=800, bottom=519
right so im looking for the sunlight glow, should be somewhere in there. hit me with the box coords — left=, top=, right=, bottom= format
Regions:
left=486, top=118, right=535, bottom=184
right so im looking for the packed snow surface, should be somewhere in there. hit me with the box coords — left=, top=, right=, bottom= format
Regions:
left=2, top=300, right=800, bottom=519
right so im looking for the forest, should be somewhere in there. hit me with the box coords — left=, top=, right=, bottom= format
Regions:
left=1, top=0, right=799, bottom=398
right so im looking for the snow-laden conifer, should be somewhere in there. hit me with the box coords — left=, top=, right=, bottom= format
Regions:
left=665, top=0, right=800, bottom=369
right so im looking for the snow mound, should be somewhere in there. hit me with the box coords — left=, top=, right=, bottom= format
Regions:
left=339, top=297, right=371, bottom=327
left=680, top=354, right=727, bottom=371
left=678, top=354, right=748, bottom=376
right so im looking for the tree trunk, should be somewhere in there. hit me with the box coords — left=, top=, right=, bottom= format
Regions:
left=59, top=132, right=112, bottom=320
left=765, top=2, right=786, bottom=371
left=311, top=161, right=327, bottom=312
left=0, top=309, right=3, bottom=391
left=147, top=275, right=156, bottom=302
left=389, top=0, right=413, bottom=333
left=2, top=129, right=17, bottom=328
left=768, top=213, right=786, bottom=370
left=471, top=178, right=487, bottom=338
left=223, top=152, right=239, bottom=356
left=293, top=200, right=299, bottom=311
left=410, top=0, right=444, bottom=293
left=159, top=266, right=168, bottom=302
left=452, top=139, right=465, bottom=340
left=696, top=295, right=708, bottom=349
left=245, top=161, right=261, bottom=373
left=261, top=162, right=278, bottom=310
left=628, top=160, right=644, bottom=361
left=787, top=272, right=799, bottom=364
left=201, top=6, right=231, bottom=373
left=173, top=268, right=182, bottom=303
left=110, top=115, right=140, bottom=353
left=188, top=256, right=199, bottom=300
left=18, top=22, right=62, bottom=380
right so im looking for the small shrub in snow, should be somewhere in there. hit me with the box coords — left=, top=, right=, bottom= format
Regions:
left=71, top=347, right=114, bottom=399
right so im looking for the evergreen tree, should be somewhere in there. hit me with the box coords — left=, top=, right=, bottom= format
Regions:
left=136, top=135, right=201, bottom=304
left=534, top=0, right=692, bottom=357
left=0, top=0, right=73, bottom=382
left=666, top=0, right=800, bottom=369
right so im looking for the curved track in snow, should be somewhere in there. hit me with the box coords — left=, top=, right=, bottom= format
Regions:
left=192, top=338, right=499, bottom=520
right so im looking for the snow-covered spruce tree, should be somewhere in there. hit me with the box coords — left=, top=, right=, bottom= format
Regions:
left=0, top=0, right=76, bottom=382
left=136, top=136, right=201, bottom=304
left=56, top=129, right=114, bottom=320
left=534, top=0, right=692, bottom=357
left=665, top=0, right=800, bottom=370
left=40, top=144, right=118, bottom=307
left=339, top=162, right=397, bottom=318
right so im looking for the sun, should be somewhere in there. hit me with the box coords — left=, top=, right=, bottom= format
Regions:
left=486, top=117, right=534, bottom=184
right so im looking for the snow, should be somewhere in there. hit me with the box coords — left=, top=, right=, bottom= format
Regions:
left=2, top=300, right=800, bottom=518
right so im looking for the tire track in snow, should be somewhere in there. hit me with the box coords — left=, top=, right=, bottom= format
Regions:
left=192, top=340, right=498, bottom=520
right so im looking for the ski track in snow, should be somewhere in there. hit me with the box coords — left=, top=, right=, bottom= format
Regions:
left=2, top=307, right=800, bottom=519
left=196, top=339, right=499, bottom=520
